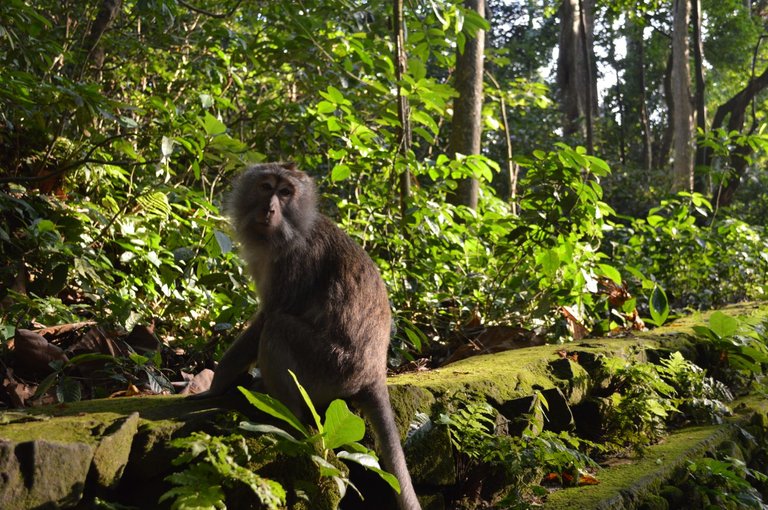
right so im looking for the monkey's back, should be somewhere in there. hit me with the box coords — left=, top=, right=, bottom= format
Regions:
left=265, top=215, right=392, bottom=395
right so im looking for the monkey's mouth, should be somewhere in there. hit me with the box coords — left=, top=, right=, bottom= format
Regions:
left=248, top=216, right=276, bottom=235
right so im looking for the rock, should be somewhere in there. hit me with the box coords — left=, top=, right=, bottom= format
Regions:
left=91, top=412, right=140, bottom=489
left=0, top=439, right=93, bottom=510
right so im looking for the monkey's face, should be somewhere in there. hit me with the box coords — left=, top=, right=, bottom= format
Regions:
left=229, top=164, right=318, bottom=246
left=245, top=174, right=295, bottom=237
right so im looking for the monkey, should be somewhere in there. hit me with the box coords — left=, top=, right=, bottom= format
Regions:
left=191, top=162, right=421, bottom=510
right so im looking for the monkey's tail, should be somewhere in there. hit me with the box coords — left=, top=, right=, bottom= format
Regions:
left=357, top=383, right=421, bottom=510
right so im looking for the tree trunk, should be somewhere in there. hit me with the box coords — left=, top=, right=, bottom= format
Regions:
left=447, top=0, right=485, bottom=209
left=692, top=0, right=708, bottom=193
left=626, top=19, right=653, bottom=173
left=82, top=0, right=123, bottom=74
left=393, top=0, right=411, bottom=225
left=670, top=0, right=694, bottom=193
left=657, top=51, right=674, bottom=169
left=557, top=0, right=597, bottom=143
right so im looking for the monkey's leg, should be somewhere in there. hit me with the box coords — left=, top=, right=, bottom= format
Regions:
left=257, top=314, right=342, bottom=421
left=187, top=314, right=264, bottom=399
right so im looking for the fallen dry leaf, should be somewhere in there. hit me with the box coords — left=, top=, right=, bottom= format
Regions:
left=12, top=329, right=69, bottom=376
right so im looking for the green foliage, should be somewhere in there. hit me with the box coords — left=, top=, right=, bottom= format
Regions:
left=437, top=395, right=599, bottom=505
left=437, top=399, right=497, bottom=459
left=609, top=193, right=768, bottom=311
left=684, top=456, right=767, bottom=509
left=693, top=312, right=768, bottom=380
left=164, top=373, right=400, bottom=509
left=28, top=348, right=171, bottom=403
left=658, top=351, right=733, bottom=425
left=600, top=356, right=678, bottom=452
left=239, top=372, right=400, bottom=496
left=161, top=432, right=286, bottom=510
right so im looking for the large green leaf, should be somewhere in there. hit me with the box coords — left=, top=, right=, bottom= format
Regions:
left=238, top=387, right=309, bottom=438
left=336, top=451, right=401, bottom=494
left=323, top=400, right=365, bottom=450
left=708, top=311, right=739, bottom=338
left=649, top=285, right=669, bottom=326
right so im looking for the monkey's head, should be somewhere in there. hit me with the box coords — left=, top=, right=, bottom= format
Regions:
left=228, top=162, right=318, bottom=247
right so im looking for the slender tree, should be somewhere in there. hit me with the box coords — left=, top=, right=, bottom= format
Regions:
left=670, top=0, right=694, bottom=192
left=447, top=0, right=486, bottom=209
left=692, top=0, right=708, bottom=192
left=393, top=0, right=411, bottom=225
left=557, top=0, right=597, bottom=146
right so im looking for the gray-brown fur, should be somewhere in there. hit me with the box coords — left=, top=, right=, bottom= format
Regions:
left=192, top=163, right=420, bottom=510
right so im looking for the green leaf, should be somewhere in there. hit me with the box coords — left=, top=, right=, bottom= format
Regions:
left=411, top=110, right=439, bottom=135
left=240, top=422, right=302, bottom=443
left=321, top=86, right=345, bottom=104
left=337, top=451, right=401, bottom=494
left=537, top=248, right=560, bottom=277
left=316, top=100, right=336, bottom=114
left=200, top=112, right=227, bottom=136
left=238, top=386, right=309, bottom=438
left=708, top=311, right=738, bottom=338
left=692, top=325, right=719, bottom=342
left=331, top=164, right=351, bottom=182
left=598, top=264, right=622, bottom=286
left=288, top=370, right=323, bottom=433
left=323, top=400, right=365, bottom=450
left=214, top=230, right=232, bottom=254
left=648, top=285, right=669, bottom=327
left=35, top=219, right=57, bottom=234
left=56, top=377, right=82, bottom=403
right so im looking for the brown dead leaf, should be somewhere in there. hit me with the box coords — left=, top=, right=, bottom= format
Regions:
left=560, top=306, right=589, bottom=340
left=598, top=278, right=646, bottom=332
left=12, top=329, right=69, bottom=376
left=67, top=325, right=131, bottom=358
left=109, top=384, right=142, bottom=398
left=389, top=357, right=431, bottom=375
left=35, top=321, right=96, bottom=342
left=124, top=323, right=161, bottom=353
left=578, top=472, right=600, bottom=485
left=0, top=367, right=37, bottom=408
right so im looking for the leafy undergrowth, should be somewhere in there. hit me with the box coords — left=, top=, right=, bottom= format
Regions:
left=429, top=311, right=768, bottom=509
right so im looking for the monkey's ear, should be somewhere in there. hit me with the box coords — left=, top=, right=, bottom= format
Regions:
left=281, top=162, right=298, bottom=171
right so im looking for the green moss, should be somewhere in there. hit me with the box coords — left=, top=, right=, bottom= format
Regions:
left=0, top=412, right=126, bottom=444
left=541, top=424, right=736, bottom=510
left=638, top=493, right=668, bottom=510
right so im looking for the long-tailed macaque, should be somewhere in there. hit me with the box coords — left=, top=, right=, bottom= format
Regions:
left=192, top=162, right=420, bottom=510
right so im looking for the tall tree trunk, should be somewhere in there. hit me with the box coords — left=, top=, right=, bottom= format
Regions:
left=81, top=0, right=122, bottom=75
left=671, top=0, right=694, bottom=193
left=557, top=0, right=597, bottom=144
left=657, top=51, right=674, bottom=169
left=625, top=19, right=653, bottom=172
left=393, top=0, right=411, bottom=226
left=447, top=0, right=485, bottom=209
left=692, top=0, right=708, bottom=193
left=636, top=24, right=653, bottom=172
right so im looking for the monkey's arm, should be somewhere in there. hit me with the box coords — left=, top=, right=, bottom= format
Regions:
left=187, top=314, right=264, bottom=399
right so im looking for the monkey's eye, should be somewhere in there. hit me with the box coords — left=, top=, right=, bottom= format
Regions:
left=278, top=187, right=293, bottom=197
left=259, top=182, right=273, bottom=192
